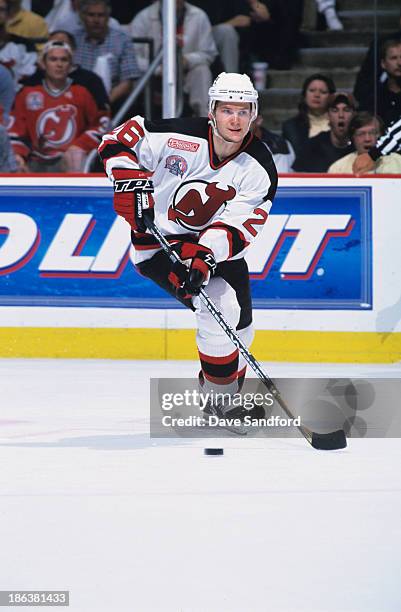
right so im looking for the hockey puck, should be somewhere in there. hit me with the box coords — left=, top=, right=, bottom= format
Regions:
left=204, top=448, right=224, bottom=456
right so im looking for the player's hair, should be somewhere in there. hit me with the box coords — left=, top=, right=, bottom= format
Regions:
left=348, top=112, right=384, bottom=139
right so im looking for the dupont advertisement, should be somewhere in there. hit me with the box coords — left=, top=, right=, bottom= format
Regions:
left=0, top=180, right=372, bottom=310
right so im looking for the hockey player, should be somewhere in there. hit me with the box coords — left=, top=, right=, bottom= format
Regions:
left=9, top=39, right=110, bottom=172
left=99, top=72, right=278, bottom=433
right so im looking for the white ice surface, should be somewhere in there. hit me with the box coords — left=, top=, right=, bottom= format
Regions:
left=1, top=359, right=401, bottom=612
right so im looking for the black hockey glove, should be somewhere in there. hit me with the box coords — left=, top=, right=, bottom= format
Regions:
left=112, top=168, right=154, bottom=233
left=168, top=242, right=217, bottom=298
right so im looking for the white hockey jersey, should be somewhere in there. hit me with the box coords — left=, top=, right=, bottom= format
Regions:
left=99, top=116, right=278, bottom=264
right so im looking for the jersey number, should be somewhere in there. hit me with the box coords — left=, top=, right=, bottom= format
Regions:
left=243, top=207, right=268, bottom=237
left=116, top=119, right=144, bottom=148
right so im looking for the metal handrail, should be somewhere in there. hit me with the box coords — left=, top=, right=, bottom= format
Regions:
left=112, top=47, right=163, bottom=127
left=84, top=28, right=184, bottom=172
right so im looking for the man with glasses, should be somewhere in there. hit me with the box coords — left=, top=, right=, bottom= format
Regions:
left=329, top=111, right=401, bottom=174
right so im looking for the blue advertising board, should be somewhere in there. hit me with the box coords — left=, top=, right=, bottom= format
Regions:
left=0, top=183, right=372, bottom=310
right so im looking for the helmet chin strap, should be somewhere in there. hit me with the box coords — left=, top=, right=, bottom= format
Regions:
left=208, top=116, right=234, bottom=145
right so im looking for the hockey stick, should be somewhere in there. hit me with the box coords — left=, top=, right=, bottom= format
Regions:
left=146, top=218, right=347, bottom=450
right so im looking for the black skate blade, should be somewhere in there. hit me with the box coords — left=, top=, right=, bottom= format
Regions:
left=311, top=429, right=347, bottom=450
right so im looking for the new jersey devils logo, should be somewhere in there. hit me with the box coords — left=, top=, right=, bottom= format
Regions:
left=168, top=180, right=236, bottom=231
left=36, top=105, right=77, bottom=148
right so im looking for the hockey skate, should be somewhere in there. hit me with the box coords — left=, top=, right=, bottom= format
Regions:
left=202, top=395, right=251, bottom=436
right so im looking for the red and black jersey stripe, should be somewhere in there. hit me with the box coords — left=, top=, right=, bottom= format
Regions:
left=98, top=141, right=138, bottom=164
left=131, top=231, right=197, bottom=250
left=200, top=222, right=249, bottom=259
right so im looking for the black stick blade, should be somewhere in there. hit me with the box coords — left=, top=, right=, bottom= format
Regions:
left=311, top=429, right=347, bottom=450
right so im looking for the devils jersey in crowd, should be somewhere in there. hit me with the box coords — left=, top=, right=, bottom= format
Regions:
left=9, top=78, right=110, bottom=161
left=21, top=65, right=110, bottom=112
left=99, top=116, right=278, bottom=264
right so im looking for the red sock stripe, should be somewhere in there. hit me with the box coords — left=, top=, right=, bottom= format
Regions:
left=237, top=366, right=247, bottom=379
left=199, top=349, right=239, bottom=384
left=198, top=348, right=238, bottom=366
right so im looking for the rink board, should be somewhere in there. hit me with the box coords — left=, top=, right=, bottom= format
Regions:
left=0, top=175, right=400, bottom=361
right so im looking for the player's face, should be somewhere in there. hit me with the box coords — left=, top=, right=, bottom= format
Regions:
left=213, top=102, right=252, bottom=143
left=328, top=103, right=354, bottom=139
left=304, top=79, right=330, bottom=113
left=381, top=44, right=401, bottom=79
left=352, top=120, right=380, bottom=154
left=82, top=3, right=109, bottom=38
left=44, top=49, right=72, bottom=82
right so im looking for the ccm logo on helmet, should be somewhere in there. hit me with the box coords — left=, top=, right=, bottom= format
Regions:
left=114, top=178, right=154, bottom=193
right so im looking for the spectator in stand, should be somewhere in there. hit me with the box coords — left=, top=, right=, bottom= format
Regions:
left=72, top=0, right=139, bottom=109
left=9, top=40, right=110, bottom=172
left=329, top=112, right=401, bottom=174
left=0, top=0, right=37, bottom=87
left=354, top=9, right=401, bottom=110
left=0, top=64, right=16, bottom=118
left=22, top=29, right=110, bottom=114
left=298, top=91, right=356, bottom=172
left=282, top=73, right=336, bottom=171
left=0, top=103, right=17, bottom=171
left=245, top=0, right=304, bottom=70
left=130, top=0, right=217, bottom=117
left=109, top=1, right=148, bottom=28
left=190, top=0, right=251, bottom=73
left=6, top=0, right=48, bottom=44
left=25, top=1, right=53, bottom=16
left=359, top=39, right=401, bottom=130
left=315, top=0, right=343, bottom=31
left=45, top=0, right=122, bottom=35
left=253, top=114, right=295, bottom=172
left=352, top=115, right=401, bottom=174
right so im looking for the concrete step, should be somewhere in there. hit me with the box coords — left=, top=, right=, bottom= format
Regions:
left=265, top=68, right=359, bottom=90
left=260, top=108, right=301, bottom=133
left=337, top=0, right=397, bottom=10
left=261, top=88, right=302, bottom=109
left=338, top=9, right=400, bottom=31
left=296, top=46, right=367, bottom=69
left=300, top=29, right=380, bottom=48
left=262, top=85, right=355, bottom=109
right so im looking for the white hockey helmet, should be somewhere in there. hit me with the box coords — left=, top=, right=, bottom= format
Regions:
left=208, top=72, right=258, bottom=122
